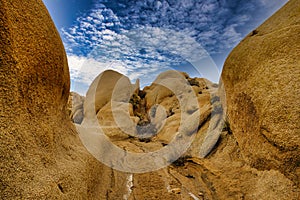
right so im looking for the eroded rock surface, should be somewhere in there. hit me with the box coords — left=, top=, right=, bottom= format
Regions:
left=0, top=0, right=104, bottom=199
left=77, top=69, right=222, bottom=199
left=67, top=92, right=85, bottom=124
left=1, top=0, right=299, bottom=199
left=221, top=0, right=300, bottom=182
left=72, top=0, right=299, bottom=199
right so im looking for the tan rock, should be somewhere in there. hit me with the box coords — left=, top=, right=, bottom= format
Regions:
left=2, top=0, right=299, bottom=199
left=83, top=70, right=139, bottom=123
left=0, top=0, right=106, bottom=199
left=83, top=70, right=123, bottom=120
left=220, top=0, right=300, bottom=177
left=171, top=188, right=181, bottom=194
left=67, top=92, right=85, bottom=124
left=82, top=70, right=140, bottom=140
left=75, top=1, right=299, bottom=198
left=144, top=70, right=188, bottom=110
left=148, top=104, right=168, bottom=132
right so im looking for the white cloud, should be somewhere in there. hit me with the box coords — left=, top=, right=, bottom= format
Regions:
left=62, top=8, right=222, bottom=92
left=66, top=25, right=221, bottom=94
left=68, top=55, right=131, bottom=84
left=87, top=16, right=93, bottom=21
left=64, top=0, right=283, bottom=93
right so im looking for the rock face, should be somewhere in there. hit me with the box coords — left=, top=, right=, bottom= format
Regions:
left=67, top=92, right=85, bottom=124
left=76, top=0, right=300, bottom=198
left=0, top=0, right=104, bottom=199
left=1, top=0, right=299, bottom=199
left=220, top=0, right=300, bottom=179
left=82, top=70, right=140, bottom=139
left=79, top=65, right=299, bottom=200
left=83, top=70, right=139, bottom=119
left=77, top=69, right=221, bottom=199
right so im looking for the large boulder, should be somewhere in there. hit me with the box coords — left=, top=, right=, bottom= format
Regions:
left=83, top=70, right=139, bottom=121
left=0, top=0, right=104, bottom=199
left=220, top=0, right=300, bottom=176
left=82, top=70, right=140, bottom=139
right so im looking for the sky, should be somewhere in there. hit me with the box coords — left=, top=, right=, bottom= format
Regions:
left=43, top=0, right=288, bottom=95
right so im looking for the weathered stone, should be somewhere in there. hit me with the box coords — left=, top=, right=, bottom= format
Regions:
left=220, top=0, right=300, bottom=176
left=0, top=1, right=104, bottom=199
left=68, top=92, right=85, bottom=124
left=2, top=0, right=299, bottom=199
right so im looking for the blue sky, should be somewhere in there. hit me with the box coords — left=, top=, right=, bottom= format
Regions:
left=43, top=0, right=287, bottom=95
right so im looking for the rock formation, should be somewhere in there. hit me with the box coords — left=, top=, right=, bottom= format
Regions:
left=220, top=0, right=300, bottom=183
left=0, top=0, right=104, bottom=199
left=80, top=69, right=217, bottom=145
left=76, top=69, right=221, bottom=198
left=82, top=70, right=140, bottom=139
left=1, top=0, right=299, bottom=199
left=73, top=0, right=300, bottom=198
left=67, top=92, right=85, bottom=124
